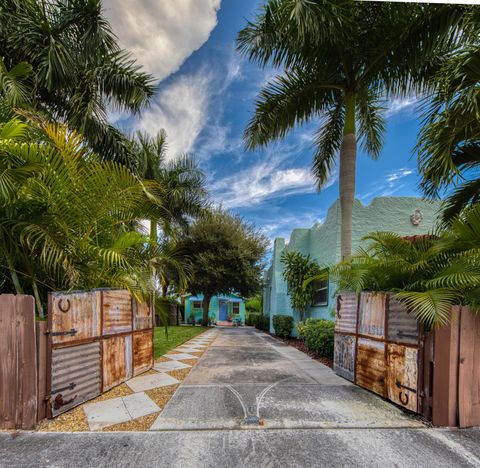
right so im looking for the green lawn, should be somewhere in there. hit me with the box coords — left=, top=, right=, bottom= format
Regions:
left=154, top=325, right=209, bottom=359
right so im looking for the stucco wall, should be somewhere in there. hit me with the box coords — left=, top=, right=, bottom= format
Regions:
left=263, top=197, right=441, bottom=335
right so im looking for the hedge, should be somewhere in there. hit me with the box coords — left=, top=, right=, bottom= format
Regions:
left=272, top=315, right=294, bottom=338
left=254, top=313, right=270, bottom=331
left=298, top=318, right=334, bottom=359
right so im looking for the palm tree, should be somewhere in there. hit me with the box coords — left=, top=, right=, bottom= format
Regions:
left=237, top=1, right=466, bottom=259
left=0, top=0, right=155, bottom=165
left=417, top=11, right=480, bottom=221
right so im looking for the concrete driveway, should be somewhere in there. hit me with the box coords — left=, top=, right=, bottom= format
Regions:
left=1, top=328, right=479, bottom=468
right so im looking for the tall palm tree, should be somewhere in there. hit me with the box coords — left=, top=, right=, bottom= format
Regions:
left=237, top=1, right=466, bottom=259
left=0, top=0, right=155, bottom=165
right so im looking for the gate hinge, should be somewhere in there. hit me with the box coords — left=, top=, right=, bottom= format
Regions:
left=51, top=328, right=77, bottom=337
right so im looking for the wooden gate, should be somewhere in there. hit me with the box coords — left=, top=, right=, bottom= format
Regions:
left=48, top=289, right=153, bottom=417
left=334, top=292, right=421, bottom=413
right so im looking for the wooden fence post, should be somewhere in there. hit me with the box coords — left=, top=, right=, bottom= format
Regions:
left=36, top=321, right=48, bottom=423
left=0, top=294, right=37, bottom=430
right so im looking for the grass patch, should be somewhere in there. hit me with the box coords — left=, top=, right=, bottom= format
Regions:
left=154, top=325, right=209, bottom=359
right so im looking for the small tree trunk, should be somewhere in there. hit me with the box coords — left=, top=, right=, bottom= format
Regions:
left=202, top=293, right=212, bottom=327
left=32, top=280, right=44, bottom=317
left=5, top=252, right=23, bottom=294
left=339, top=92, right=357, bottom=260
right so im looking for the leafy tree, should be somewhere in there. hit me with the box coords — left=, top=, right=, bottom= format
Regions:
left=237, top=0, right=467, bottom=259
left=417, top=11, right=480, bottom=221
left=0, top=0, right=155, bottom=165
left=311, top=204, right=480, bottom=327
left=178, top=210, right=268, bottom=326
left=281, top=251, right=322, bottom=321
left=245, top=295, right=263, bottom=314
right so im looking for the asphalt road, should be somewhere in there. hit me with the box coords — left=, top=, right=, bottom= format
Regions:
left=1, top=328, right=479, bottom=467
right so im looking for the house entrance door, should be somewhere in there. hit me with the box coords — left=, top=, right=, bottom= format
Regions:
left=219, top=301, right=228, bottom=320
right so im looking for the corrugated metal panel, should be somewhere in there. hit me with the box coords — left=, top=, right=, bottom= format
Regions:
left=50, top=342, right=101, bottom=417
left=335, top=293, right=358, bottom=334
left=102, top=335, right=132, bottom=392
left=333, top=333, right=356, bottom=381
left=388, top=295, right=419, bottom=345
left=358, top=292, right=387, bottom=339
left=51, top=291, right=101, bottom=344
left=133, top=299, right=152, bottom=331
left=386, top=343, right=418, bottom=412
left=102, top=290, right=132, bottom=335
left=133, top=330, right=153, bottom=376
left=356, top=337, right=386, bottom=396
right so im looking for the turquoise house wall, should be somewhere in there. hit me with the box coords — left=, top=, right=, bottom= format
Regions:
left=263, top=197, right=442, bottom=336
left=184, top=293, right=245, bottom=323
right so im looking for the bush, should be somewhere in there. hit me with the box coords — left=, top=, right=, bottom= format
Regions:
left=272, top=315, right=294, bottom=338
left=246, top=313, right=259, bottom=326
left=254, top=313, right=269, bottom=331
left=302, top=319, right=335, bottom=358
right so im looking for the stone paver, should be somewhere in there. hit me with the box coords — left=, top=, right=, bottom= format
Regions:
left=166, top=353, right=198, bottom=361
left=173, top=347, right=205, bottom=353
left=126, top=372, right=179, bottom=392
left=154, top=361, right=192, bottom=372
left=83, top=392, right=159, bottom=431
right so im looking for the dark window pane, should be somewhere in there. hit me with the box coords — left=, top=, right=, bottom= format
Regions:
left=312, top=279, right=328, bottom=306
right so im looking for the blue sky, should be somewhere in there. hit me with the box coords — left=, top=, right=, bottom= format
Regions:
left=105, top=0, right=424, bottom=243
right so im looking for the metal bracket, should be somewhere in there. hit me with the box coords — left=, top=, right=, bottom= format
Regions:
left=51, top=382, right=76, bottom=395
left=51, top=328, right=77, bottom=337
left=53, top=393, right=77, bottom=410
left=396, top=380, right=416, bottom=394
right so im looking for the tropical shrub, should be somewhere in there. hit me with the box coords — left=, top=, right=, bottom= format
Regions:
left=245, top=313, right=260, bottom=326
left=254, top=314, right=270, bottom=331
left=297, top=318, right=326, bottom=340
left=272, top=315, right=294, bottom=338
left=303, top=320, right=335, bottom=359
left=281, top=251, right=323, bottom=321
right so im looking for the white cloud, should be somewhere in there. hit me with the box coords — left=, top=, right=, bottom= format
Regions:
left=134, top=69, right=213, bottom=157
left=211, top=141, right=337, bottom=209
left=386, top=96, right=419, bottom=117
left=360, top=167, right=416, bottom=200
left=103, top=0, right=221, bottom=81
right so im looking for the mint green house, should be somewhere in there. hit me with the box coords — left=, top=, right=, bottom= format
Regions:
left=184, top=293, right=245, bottom=324
left=263, top=197, right=442, bottom=336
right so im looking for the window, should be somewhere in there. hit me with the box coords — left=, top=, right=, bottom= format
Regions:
left=232, top=302, right=240, bottom=315
left=312, top=279, right=329, bottom=306
left=192, top=301, right=202, bottom=309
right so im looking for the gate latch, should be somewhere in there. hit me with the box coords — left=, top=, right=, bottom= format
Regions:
left=395, top=380, right=416, bottom=393
left=52, top=328, right=77, bottom=337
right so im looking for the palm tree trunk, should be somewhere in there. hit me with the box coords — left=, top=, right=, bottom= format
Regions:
left=149, top=218, right=158, bottom=244
left=202, top=293, right=212, bottom=327
left=339, top=92, right=357, bottom=260
left=5, top=251, right=23, bottom=294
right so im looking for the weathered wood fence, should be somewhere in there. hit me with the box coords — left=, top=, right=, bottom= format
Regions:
left=1, top=289, right=154, bottom=429
left=334, top=292, right=480, bottom=428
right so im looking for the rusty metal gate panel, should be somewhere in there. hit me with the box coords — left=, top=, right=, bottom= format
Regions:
left=133, top=299, right=153, bottom=331
left=358, top=292, right=387, bottom=339
left=50, top=342, right=101, bottom=417
left=333, top=333, right=356, bottom=381
left=133, top=330, right=154, bottom=376
left=386, top=343, right=418, bottom=412
left=355, top=337, right=386, bottom=396
left=387, top=295, right=419, bottom=345
left=50, top=291, right=101, bottom=344
left=335, top=292, right=358, bottom=334
left=102, top=290, right=132, bottom=335
left=102, top=335, right=133, bottom=392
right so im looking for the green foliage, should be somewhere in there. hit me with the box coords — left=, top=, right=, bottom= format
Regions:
left=0, top=0, right=155, bottom=164
left=245, top=313, right=259, bottom=326
left=272, top=314, right=294, bottom=338
left=281, top=251, right=323, bottom=320
left=254, top=314, right=270, bottom=331
left=246, top=295, right=262, bottom=314
left=301, top=319, right=335, bottom=359
left=177, top=209, right=268, bottom=326
left=417, top=11, right=480, bottom=221
left=312, top=205, right=480, bottom=327
left=0, top=115, right=187, bottom=315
